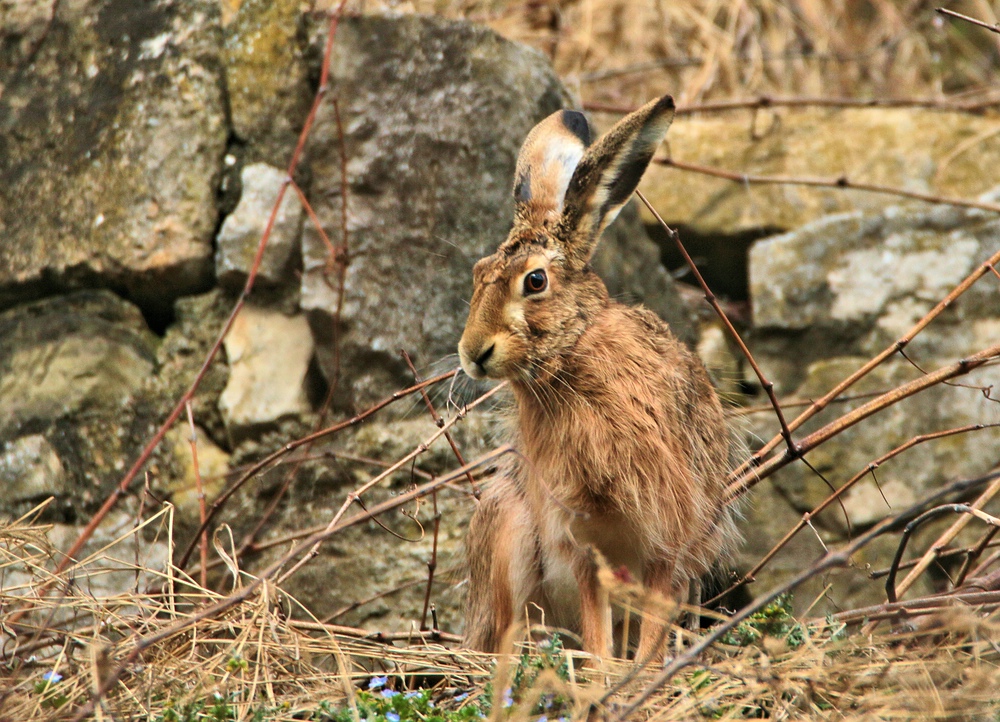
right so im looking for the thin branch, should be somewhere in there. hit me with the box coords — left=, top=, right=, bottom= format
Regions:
left=955, top=527, right=1000, bottom=586
left=891, top=468, right=1000, bottom=602
left=729, top=247, right=1000, bottom=492
left=655, top=156, right=1000, bottom=215
left=402, top=350, right=479, bottom=496
left=831, top=589, right=1000, bottom=626
left=636, top=191, right=798, bottom=458
left=937, top=7, right=1000, bottom=34
left=607, top=469, right=1000, bottom=722
left=584, top=93, right=1000, bottom=116
left=711, top=423, right=998, bottom=602
left=886, top=504, right=1000, bottom=603
left=274, top=382, right=508, bottom=586
left=728, top=342, right=1000, bottom=499
left=184, top=402, right=208, bottom=590
left=66, top=445, right=512, bottom=722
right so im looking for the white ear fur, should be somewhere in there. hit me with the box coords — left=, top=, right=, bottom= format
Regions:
left=513, top=110, right=591, bottom=223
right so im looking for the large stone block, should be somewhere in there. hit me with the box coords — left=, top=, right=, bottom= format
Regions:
left=0, top=0, right=227, bottom=317
left=299, top=15, right=694, bottom=409
left=745, top=198, right=1000, bottom=554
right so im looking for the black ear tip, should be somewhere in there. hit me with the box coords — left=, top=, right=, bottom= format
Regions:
left=559, top=110, right=592, bottom=146
left=653, top=95, right=675, bottom=113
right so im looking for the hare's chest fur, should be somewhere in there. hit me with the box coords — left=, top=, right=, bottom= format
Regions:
left=513, top=306, right=728, bottom=576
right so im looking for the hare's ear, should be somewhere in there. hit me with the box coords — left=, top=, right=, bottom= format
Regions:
left=557, top=95, right=674, bottom=264
left=512, top=109, right=592, bottom=225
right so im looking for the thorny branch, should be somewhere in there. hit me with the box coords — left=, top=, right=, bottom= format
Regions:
left=608, top=469, right=1000, bottom=722
left=66, top=446, right=513, bottom=722
left=636, top=191, right=798, bottom=458
left=728, top=247, right=1000, bottom=492
left=654, top=156, right=1000, bottom=215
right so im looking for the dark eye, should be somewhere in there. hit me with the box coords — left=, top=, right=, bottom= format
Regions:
left=523, top=269, right=548, bottom=295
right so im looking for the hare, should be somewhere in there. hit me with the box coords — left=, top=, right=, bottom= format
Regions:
left=458, top=95, right=737, bottom=661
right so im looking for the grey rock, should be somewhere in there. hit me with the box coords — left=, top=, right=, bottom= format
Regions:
left=0, top=291, right=162, bottom=515
left=0, top=0, right=227, bottom=317
left=221, top=0, right=312, bottom=163
left=299, top=15, right=570, bottom=410
left=155, top=289, right=234, bottom=445
left=746, top=199, right=1000, bottom=539
left=750, top=202, right=1000, bottom=393
left=632, top=108, right=1000, bottom=239
left=216, top=163, right=303, bottom=289
left=0, top=435, right=67, bottom=503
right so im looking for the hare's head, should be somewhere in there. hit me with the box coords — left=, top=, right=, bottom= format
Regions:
left=458, top=95, right=675, bottom=382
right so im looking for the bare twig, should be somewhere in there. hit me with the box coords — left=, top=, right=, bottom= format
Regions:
left=176, top=369, right=459, bottom=570
left=275, top=382, right=507, bottom=586
left=831, top=589, right=1000, bottom=625
left=885, top=504, right=1000, bottom=603
left=402, top=350, right=479, bottom=496
left=184, top=402, right=208, bottom=590
left=937, top=7, right=1000, bottom=34
left=955, top=527, right=1000, bottom=586
left=727, top=342, right=1000, bottom=499
left=608, top=469, right=1000, bottom=722
left=584, top=93, right=1000, bottom=116
left=654, top=156, right=1000, bottom=215
left=712, top=423, right=999, bottom=602
left=891, top=468, right=1000, bottom=601
left=729, top=246, right=1000, bottom=492
left=636, top=191, right=797, bottom=459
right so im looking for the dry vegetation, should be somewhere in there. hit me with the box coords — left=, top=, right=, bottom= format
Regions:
left=4, top=1, right=1000, bottom=720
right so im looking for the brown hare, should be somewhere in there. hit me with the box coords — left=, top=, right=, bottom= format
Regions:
left=458, top=95, right=736, bottom=662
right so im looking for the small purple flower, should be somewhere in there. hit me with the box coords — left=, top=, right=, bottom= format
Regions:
left=502, top=688, right=514, bottom=708
left=386, top=712, right=400, bottom=722
left=454, top=692, right=469, bottom=702
left=369, top=676, right=388, bottom=690
left=537, top=716, right=548, bottom=722
left=381, top=689, right=399, bottom=699
left=42, top=671, right=62, bottom=684
left=405, top=691, right=422, bottom=699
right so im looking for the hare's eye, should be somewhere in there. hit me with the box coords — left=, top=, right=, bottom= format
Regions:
left=523, top=269, right=548, bottom=295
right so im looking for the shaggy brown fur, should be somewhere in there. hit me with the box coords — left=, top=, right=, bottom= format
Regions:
left=458, top=96, right=737, bottom=661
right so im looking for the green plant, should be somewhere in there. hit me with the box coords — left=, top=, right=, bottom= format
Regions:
left=481, top=635, right=573, bottom=719
left=721, top=594, right=806, bottom=648
left=33, top=671, right=69, bottom=710
left=317, top=678, right=484, bottom=722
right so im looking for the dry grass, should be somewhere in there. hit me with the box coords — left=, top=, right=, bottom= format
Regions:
left=2, top=509, right=1000, bottom=721
left=356, top=0, right=1000, bottom=107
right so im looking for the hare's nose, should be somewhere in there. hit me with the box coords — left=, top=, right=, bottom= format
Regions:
left=475, top=344, right=495, bottom=370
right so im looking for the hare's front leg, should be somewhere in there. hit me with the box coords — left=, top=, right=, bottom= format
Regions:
left=574, top=550, right=614, bottom=659
left=464, top=478, right=541, bottom=652
left=636, top=561, right=686, bottom=665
